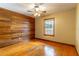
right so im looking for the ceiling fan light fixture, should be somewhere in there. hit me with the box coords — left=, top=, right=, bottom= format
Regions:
left=27, top=3, right=46, bottom=17
left=35, top=8, right=39, bottom=11
left=34, top=13, right=40, bottom=16
left=38, top=13, right=41, bottom=16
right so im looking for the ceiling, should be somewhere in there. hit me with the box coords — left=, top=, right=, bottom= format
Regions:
left=0, top=3, right=76, bottom=17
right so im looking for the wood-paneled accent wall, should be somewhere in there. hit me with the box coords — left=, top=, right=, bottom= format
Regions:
left=0, top=8, right=35, bottom=47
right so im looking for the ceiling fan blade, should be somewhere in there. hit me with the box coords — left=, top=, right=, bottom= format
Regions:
left=27, top=10, right=33, bottom=12
left=42, top=11, right=46, bottom=13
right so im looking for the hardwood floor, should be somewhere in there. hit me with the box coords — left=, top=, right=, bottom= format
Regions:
left=0, top=39, right=78, bottom=56
left=33, top=39, right=78, bottom=56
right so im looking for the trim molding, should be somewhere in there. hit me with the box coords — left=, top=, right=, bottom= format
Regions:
left=74, top=47, right=79, bottom=56
left=35, top=38, right=79, bottom=55
left=35, top=38, right=75, bottom=47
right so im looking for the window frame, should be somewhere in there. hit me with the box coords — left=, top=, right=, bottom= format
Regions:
left=44, top=18, right=55, bottom=36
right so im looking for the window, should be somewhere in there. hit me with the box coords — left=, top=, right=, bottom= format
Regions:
left=44, top=18, right=55, bottom=36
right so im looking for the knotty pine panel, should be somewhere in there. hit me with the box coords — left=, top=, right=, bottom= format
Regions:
left=0, top=8, right=35, bottom=47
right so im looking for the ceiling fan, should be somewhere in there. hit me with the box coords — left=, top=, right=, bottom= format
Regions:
left=27, top=3, right=46, bottom=17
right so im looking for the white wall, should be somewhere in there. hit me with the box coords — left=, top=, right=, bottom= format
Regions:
left=76, top=4, right=79, bottom=54
left=35, top=9, right=76, bottom=45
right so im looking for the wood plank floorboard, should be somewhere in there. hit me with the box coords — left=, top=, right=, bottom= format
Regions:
left=0, top=39, right=78, bottom=56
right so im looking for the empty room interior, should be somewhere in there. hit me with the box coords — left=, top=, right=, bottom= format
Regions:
left=0, top=3, right=79, bottom=56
